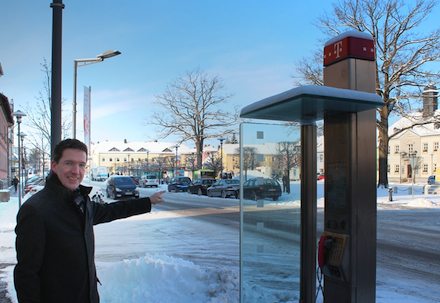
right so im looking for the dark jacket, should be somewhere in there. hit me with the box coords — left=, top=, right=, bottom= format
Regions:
left=14, top=173, right=152, bottom=303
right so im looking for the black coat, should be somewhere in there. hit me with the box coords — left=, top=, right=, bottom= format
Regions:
left=14, top=173, right=152, bottom=303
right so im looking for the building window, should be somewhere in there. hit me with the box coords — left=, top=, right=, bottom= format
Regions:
left=109, top=158, right=113, bottom=162
left=408, top=144, right=414, bottom=152
left=387, top=165, right=390, bottom=172
left=423, top=143, right=428, bottom=152
left=256, top=131, right=264, bottom=139
left=435, top=142, right=439, bottom=151
left=395, top=145, right=400, bottom=153
left=395, top=164, right=399, bottom=173
left=116, top=158, right=120, bottom=162
left=232, top=156, right=236, bottom=162
left=423, top=164, right=428, bottom=173
left=102, top=158, right=105, bottom=162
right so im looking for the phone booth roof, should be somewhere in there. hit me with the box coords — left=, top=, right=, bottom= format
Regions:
left=240, top=85, right=383, bottom=123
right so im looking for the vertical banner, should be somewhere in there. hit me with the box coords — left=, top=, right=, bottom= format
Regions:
left=83, top=86, right=91, bottom=152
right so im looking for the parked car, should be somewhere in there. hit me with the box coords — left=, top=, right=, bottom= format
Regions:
left=318, top=173, right=325, bottom=180
left=168, top=176, right=192, bottom=192
left=24, top=178, right=45, bottom=194
left=106, top=175, right=139, bottom=199
left=187, top=178, right=216, bottom=196
left=139, top=175, right=159, bottom=188
left=207, top=179, right=240, bottom=198
left=428, top=175, right=436, bottom=185
left=243, top=178, right=282, bottom=201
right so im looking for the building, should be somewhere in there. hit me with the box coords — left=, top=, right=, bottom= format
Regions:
left=90, top=141, right=191, bottom=177
left=0, top=93, right=14, bottom=189
left=388, top=84, right=439, bottom=183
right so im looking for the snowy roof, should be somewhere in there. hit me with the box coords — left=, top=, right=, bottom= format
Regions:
left=389, top=111, right=440, bottom=138
left=223, top=144, right=239, bottom=155
left=324, top=30, right=373, bottom=46
left=240, top=85, right=383, bottom=123
left=91, top=141, right=192, bottom=154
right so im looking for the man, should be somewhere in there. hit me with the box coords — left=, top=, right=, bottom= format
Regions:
left=13, top=176, right=18, bottom=192
left=14, top=139, right=165, bottom=303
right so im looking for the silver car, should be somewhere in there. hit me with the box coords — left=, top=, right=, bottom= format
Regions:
left=207, top=179, right=240, bottom=198
left=139, top=175, right=159, bottom=188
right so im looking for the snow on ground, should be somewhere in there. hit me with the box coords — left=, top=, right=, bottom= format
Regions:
left=1, top=181, right=440, bottom=302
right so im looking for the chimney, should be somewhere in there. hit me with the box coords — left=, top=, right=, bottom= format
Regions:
left=423, top=84, right=438, bottom=117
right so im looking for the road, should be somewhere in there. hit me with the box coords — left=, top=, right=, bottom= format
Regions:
left=2, top=182, right=439, bottom=302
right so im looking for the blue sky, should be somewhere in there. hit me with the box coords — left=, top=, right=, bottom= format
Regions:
left=1, top=1, right=438, bottom=149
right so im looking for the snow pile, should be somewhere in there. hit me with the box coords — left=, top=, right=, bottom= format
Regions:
left=406, top=198, right=439, bottom=208
left=98, top=254, right=238, bottom=303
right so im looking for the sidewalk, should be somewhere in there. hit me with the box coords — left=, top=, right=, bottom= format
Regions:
left=0, top=187, right=14, bottom=303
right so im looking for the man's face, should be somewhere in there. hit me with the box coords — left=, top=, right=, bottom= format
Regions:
left=51, top=148, right=87, bottom=190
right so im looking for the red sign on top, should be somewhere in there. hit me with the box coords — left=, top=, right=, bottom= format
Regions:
left=323, top=33, right=375, bottom=66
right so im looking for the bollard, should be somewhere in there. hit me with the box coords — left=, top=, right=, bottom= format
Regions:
left=388, top=187, right=393, bottom=201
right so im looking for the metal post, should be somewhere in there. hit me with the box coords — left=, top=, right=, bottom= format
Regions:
left=50, top=0, right=64, bottom=155
left=174, top=145, right=179, bottom=177
left=72, top=60, right=78, bottom=138
left=17, top=122, right=22, bottom=206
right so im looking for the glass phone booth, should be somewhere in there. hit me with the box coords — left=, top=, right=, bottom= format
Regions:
left=240, top=122, right=302, bottom=302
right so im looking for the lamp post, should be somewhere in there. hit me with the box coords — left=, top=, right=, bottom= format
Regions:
left=146, top=149, right=150, bottom=173
left=218, top=137, right=225, bottom=178
left=127, top=153, right=131, bottom=175
left=20, top=132, right=27, bottom=195
left=72, top=50, right=121, bottom=138
left=11, top=110, right=27, bottom=208
left=174, top=144, right=179, bottom=177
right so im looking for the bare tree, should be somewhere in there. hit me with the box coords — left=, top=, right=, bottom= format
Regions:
left=149, top=68, right=240, bottom=169
left=239, top=147, right=258, bottom=181
left=185, top=153, right=198, bottom=180
left=203, top=151, right=222, bottom=178
left=293, top=0, right=440, bottom=187
left=276, top=141, right=301, bottom=194
left=24, top=59, right=71, bottom=164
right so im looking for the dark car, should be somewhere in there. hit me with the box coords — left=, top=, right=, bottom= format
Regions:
left=106, top=175, right=139, bottom=199
left=168, top=176, right=192, bottom=192
left=243, top=178, right=282, bottom=201
left=188, top=178, right=216, bottom=196
left=428, top=175, right=436, bottom=185
left=207, top=179, right=240, bottom=198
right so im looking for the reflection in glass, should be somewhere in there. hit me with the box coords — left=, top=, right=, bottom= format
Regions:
left=240, top=122, right=301, bottom=302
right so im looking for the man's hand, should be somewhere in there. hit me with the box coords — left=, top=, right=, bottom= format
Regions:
left=149, top=191, right=166, bottom=205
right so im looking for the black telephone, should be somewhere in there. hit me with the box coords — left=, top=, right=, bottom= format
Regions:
left=318, top=231, right=349, bottom=281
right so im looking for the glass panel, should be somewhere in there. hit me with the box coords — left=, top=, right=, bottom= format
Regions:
left=240, top=122, right=301, bottom=302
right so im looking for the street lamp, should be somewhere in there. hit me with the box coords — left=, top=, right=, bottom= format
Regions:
left=174, top=144, right=179, bottom=177
left=20, top=132, right=27, bottom=196
left=218, top=137, right=225, bottom=178
left=146, top=149, right=150, bottom=173
left=72, top=50, right=121, bottom=138
left=11, top=110, right=27, bottom=208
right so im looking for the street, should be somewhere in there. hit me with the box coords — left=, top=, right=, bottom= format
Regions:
left=1, top=182, right=440, bottom=302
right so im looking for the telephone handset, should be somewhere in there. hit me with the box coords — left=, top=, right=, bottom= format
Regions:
left=318, top=231, right=349, bottom=281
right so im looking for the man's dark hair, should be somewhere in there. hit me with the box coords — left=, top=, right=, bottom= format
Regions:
left=52, top=139, right=88, bottom=163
